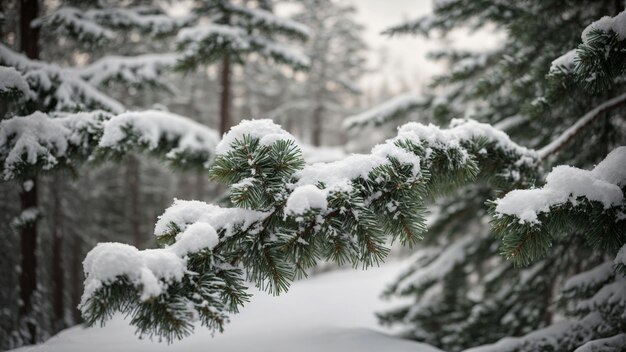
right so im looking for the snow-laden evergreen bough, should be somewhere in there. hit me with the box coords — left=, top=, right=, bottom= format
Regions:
left=78, top=113, right=623, bottom=342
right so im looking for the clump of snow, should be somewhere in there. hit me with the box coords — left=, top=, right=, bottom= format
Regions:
left=495, top=148, right=625, bottom=223
left=82, top=222, right=222, bottom=304
left=99, top=110, right=219, bottom=163
left=590, top=146, right=626, bottom=186
left=342, top=93, right=427, bottom=130
left=398, top=118, right=536, bottom=163
left=285, top=185, right=328, bottom=216
left=582, top=10, right=626, bottom=43
left=215, top=119, right=296, bottom=156
left=81, top=242, right=186, bottom=302
left=549, top=49, right=578, bottom=74
left=0, top=66, right=32, bottom=97
left=169, top=222, right=219, bottom=256
left=295, top=153, right=388, bottom=192
left=0, top=112, right=72, bottom=179
left=154, top=199, right=268, bottom=239
left=372, top=143, right=421, bottom=178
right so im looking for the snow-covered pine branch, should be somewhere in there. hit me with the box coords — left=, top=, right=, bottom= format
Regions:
left=0, top=110, right=219, bottom=180
left=32, top=6, right=189, bottom=44
left=0, top=66, right=32, bottom=99
left=79, top=117, right=540, bottom=341
left=0, top=44, right=125, bottom=113
left=492, top=146, right=626, bottom=266
left=97, top=110, right=219, bottom=169
left=342, top=93, right=430, bottom=131
left=176, top=24, right=310, bottom=70
left=1, top=44, right=179, bottom=113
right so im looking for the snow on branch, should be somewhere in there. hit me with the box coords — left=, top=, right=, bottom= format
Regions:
left=76, top=53, right=178, bottom=87
left=496, top=147, right=626, bottom=224
left=176, top=24, right=309, bottom=70
left=1, top=44, right=179, bottom=113
left=33, top=6, right=188, bottom=44
left=342, top=93, right=430, bottom=130
left=0, top=110, right=220, bottom=180
left=0, top=44, right=125, bottom=113
left=0, top=111, right=109, bottom=180
left=492, top=146, right=626, bottom=265
left=538, top=92, right=626, bottom=160
left=0, top=66, right=32, bottom=99
left=224, top=2, right=310, bottom=40
left=98, top=110, right=220, bottom=168
left=79, top=117, right=545, bottom=341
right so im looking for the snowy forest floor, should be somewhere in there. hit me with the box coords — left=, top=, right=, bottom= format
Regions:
left=11, top=261, right=442, bottom=352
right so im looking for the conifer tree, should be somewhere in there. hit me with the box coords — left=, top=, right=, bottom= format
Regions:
left=0, top=0, right=213, bottom=345
left=174, top=0, right=310, bottom=134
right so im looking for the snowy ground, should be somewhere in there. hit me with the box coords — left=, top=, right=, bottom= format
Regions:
left=12, top=261, right=442, bottom=352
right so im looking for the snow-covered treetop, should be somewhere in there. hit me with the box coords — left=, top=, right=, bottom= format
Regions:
left=0, top=110, right=220, bottom=180
left=342, top=93, right=430, bottom=131
left=176, top=0, right=310, bottom=71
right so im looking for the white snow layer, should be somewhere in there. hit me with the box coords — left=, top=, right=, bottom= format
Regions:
left=285, top=184, right=328, bottom=215
left=495, top=146, right=626, bottom=223
left=582, top=10, right=626, bottom=43
left=0, top=66, right=32, bottom=96
left=215, top=118, right=296, bottom=155
left=549, top=49, right=578, bottom=74
left=0, top=111, right=105, bottom=179
left=99, top=110, right=219, bottom=163
left=14, top=261, right=443, bottom=352
left=154, top=199, right=268, bottom=239
left=82, top=222, right=220, bottom=303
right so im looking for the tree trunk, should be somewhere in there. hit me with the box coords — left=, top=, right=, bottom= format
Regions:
left=219, top=53, right=232, bottom=135
left=312, top=105, right=323, bottom=146
left=19, top=0, right=40, bottom=344
left=51, top=175, right=65, bottom=328
left=70, top=237, right=82, bottom=323
left=126, top=155, right=142, bottom=248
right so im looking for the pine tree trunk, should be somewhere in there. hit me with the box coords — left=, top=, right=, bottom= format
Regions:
left=18, top=0, right=39, bottom=343
left=312, top=104, right=323, bottom=146
left=126, top=155, right=142, bottom=248
left=219, top=53, right=232, bottom=135
left=51, top=175, right=65, bottom=328
left=70, top=237, right=82, bottom=323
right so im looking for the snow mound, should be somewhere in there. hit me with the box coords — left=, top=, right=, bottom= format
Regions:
left=215, top=118, right=296, bottom=156
left=582, top=10, right=626, bottom=43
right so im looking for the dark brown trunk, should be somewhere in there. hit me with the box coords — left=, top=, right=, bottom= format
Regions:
left=126, top=155, right=142, bottom=248
left=219, top=54, right=232, bottom=135
left=19, top=0, right=39, bottom=343
left=51, top=175, right=65, bottom=327
left=71, top=237, right=82, bottom=323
